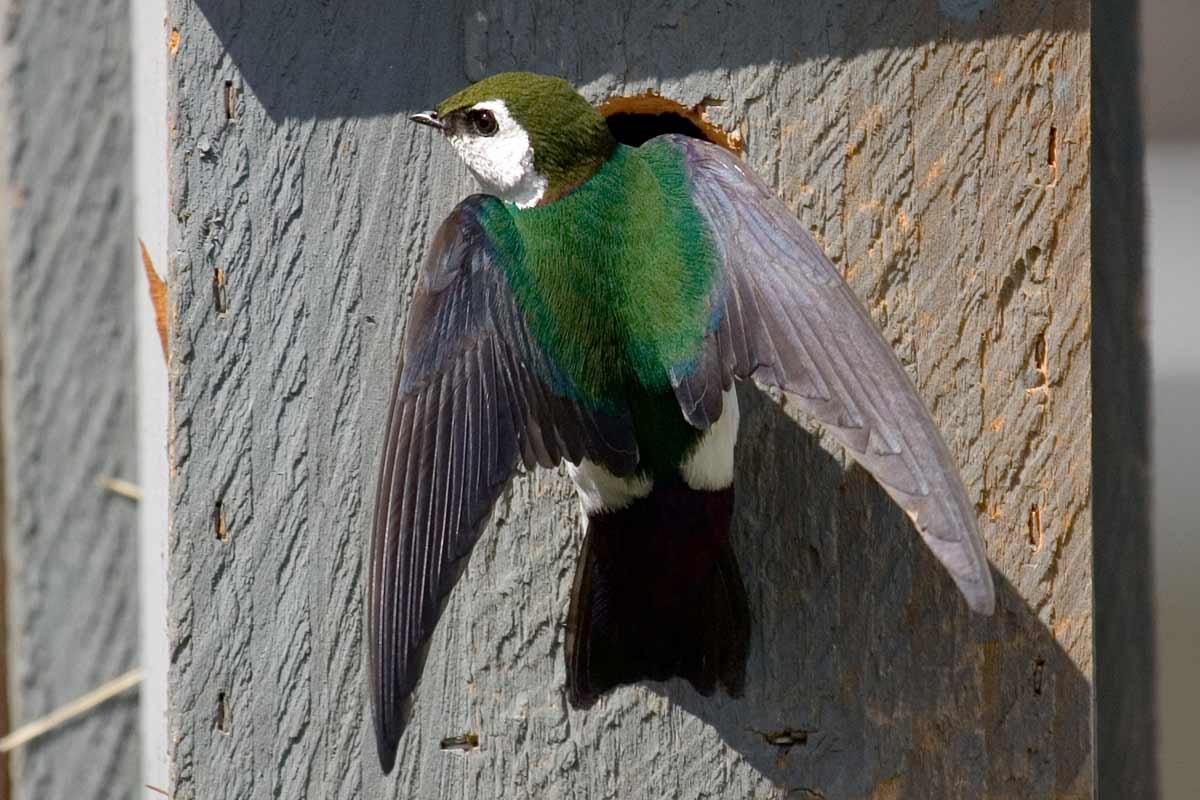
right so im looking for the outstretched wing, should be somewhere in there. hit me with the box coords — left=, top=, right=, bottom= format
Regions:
left=369, top=195, right=638, bottom=772
left=659, top=135, right=994, bottom=615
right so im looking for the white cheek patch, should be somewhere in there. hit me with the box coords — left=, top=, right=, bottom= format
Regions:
left=567, top=459, right=653, bottom=515
left=448, top=99, right=548, bottom=208
left=680, top=388, right=739, bottom=491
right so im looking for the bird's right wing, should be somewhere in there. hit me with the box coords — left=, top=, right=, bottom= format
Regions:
left=656, top=134, right=994, bottom=616
left=369, top=195, right=638, bottom=772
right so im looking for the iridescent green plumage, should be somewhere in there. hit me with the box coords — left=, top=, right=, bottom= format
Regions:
left=477, top=141, right=719, bottom=472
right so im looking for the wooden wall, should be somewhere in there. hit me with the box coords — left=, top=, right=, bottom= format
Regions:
left=1, top=0, right=141, bottom=797
left=165, top=1, right=1126, bottom=797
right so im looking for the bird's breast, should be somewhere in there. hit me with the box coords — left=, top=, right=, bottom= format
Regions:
left=505, top=146, right=719, bottom=413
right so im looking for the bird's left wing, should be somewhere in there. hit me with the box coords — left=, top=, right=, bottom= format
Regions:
left=655, top=135, right=994, bottom=616
left=369, top=194, right=637, bottom=772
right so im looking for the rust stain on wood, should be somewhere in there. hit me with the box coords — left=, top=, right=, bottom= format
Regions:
left=139, top=239, right=169, bottom=362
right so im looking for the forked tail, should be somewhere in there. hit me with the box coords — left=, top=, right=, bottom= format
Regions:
left=565, top=482, right=750, bottom=708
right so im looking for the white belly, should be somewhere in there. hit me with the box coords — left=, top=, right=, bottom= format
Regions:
left=567, top=388, right=739, bottom=513
left=566, top=459, right=653, bottom=514
left=679, top=388, right=739, bottom=490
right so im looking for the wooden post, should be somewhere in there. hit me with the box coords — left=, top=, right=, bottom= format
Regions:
left=166, top=1, right=1142, bottom=796
left=0, top=0, right=141, bottom=795
left=1092, top=0, right=1156, bottom=796
left=133, top=0, right=174, bottom=792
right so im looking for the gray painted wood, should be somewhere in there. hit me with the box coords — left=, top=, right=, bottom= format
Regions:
left=167, top=1, right=1103, bottom=797
left=0, top=0, right=140, bottom=797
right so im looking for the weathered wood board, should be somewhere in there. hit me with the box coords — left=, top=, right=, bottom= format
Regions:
left=0, top=0, right=141, bottom=796
left=167, top=1, right=1110, bottom=797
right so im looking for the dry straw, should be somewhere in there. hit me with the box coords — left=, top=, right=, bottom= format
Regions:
left=0, top=669, right=143, bottom=752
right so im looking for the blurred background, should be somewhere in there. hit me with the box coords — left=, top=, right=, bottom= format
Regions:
left=1143, top=1, right=1200, bottom=798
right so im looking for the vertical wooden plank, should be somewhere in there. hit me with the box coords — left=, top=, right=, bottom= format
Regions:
left=168, top=2, right=1102, bottom=797
left=0, top=0, right=140, bottom=796
left=166, top=8, right=470, bottom=798
left=906, top=7, right=1094, bottom=794
left=1091, top=0, right=1155, bottom=796
left=133, top=0, right=172, bottom=792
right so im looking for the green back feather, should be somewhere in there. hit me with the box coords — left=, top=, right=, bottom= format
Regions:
left=479, top=139, right=718, bottom=471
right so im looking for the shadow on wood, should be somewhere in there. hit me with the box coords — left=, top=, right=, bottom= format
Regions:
left=186, top=0, right=1085, bottom=121
left=650, top=387, right=1091, bottom=797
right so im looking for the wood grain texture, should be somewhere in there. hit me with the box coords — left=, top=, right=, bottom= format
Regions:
left=167, top=1, right=1100, bottom=797
left=0, top=0, right=140, bottom=796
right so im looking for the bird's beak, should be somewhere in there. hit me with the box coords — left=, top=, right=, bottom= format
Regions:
left=410, top=111, right=445, bottom=131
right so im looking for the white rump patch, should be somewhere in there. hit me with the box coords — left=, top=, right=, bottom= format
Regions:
left=567, top=459, right=653, bottom=515
left=680, top=388, right=739, bottom=491
left=447, top=99, right=548, bottom=208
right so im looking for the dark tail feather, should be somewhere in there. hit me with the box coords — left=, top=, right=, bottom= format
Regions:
left=565, top=484, right=750, bottom=708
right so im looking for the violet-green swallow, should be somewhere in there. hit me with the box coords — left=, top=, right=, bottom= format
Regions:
left=370, top=71, right=994, bottom=772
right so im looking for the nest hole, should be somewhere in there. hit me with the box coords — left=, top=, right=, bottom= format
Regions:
left=599, top=92, right=742, bottom=153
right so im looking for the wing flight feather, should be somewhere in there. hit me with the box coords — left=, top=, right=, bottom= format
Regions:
left=368, top=196, right=637, bottom=772
left=662, top=135, right=994, bottom=616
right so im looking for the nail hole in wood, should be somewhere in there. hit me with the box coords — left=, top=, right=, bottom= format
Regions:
left=214, top=500, right=228, bottom=542
left=599, top=91, right=742, bottom=153
left=212, top=267, right=228, bottom=314
left=1027, top=504, right=1043, bottom=552
left=750, top=726, right=811, bottom=750
left=224, top=80, right=238, bottom=121
left=215, top=691, right=230, bottom=733
left=439, top=731, right=480, bottom=752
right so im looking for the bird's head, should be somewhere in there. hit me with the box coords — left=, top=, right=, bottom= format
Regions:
left=412, top=71, right=616, bottom=208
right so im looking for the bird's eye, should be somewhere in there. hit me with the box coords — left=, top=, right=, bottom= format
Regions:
left=469, top=109, right=499, bottom=136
